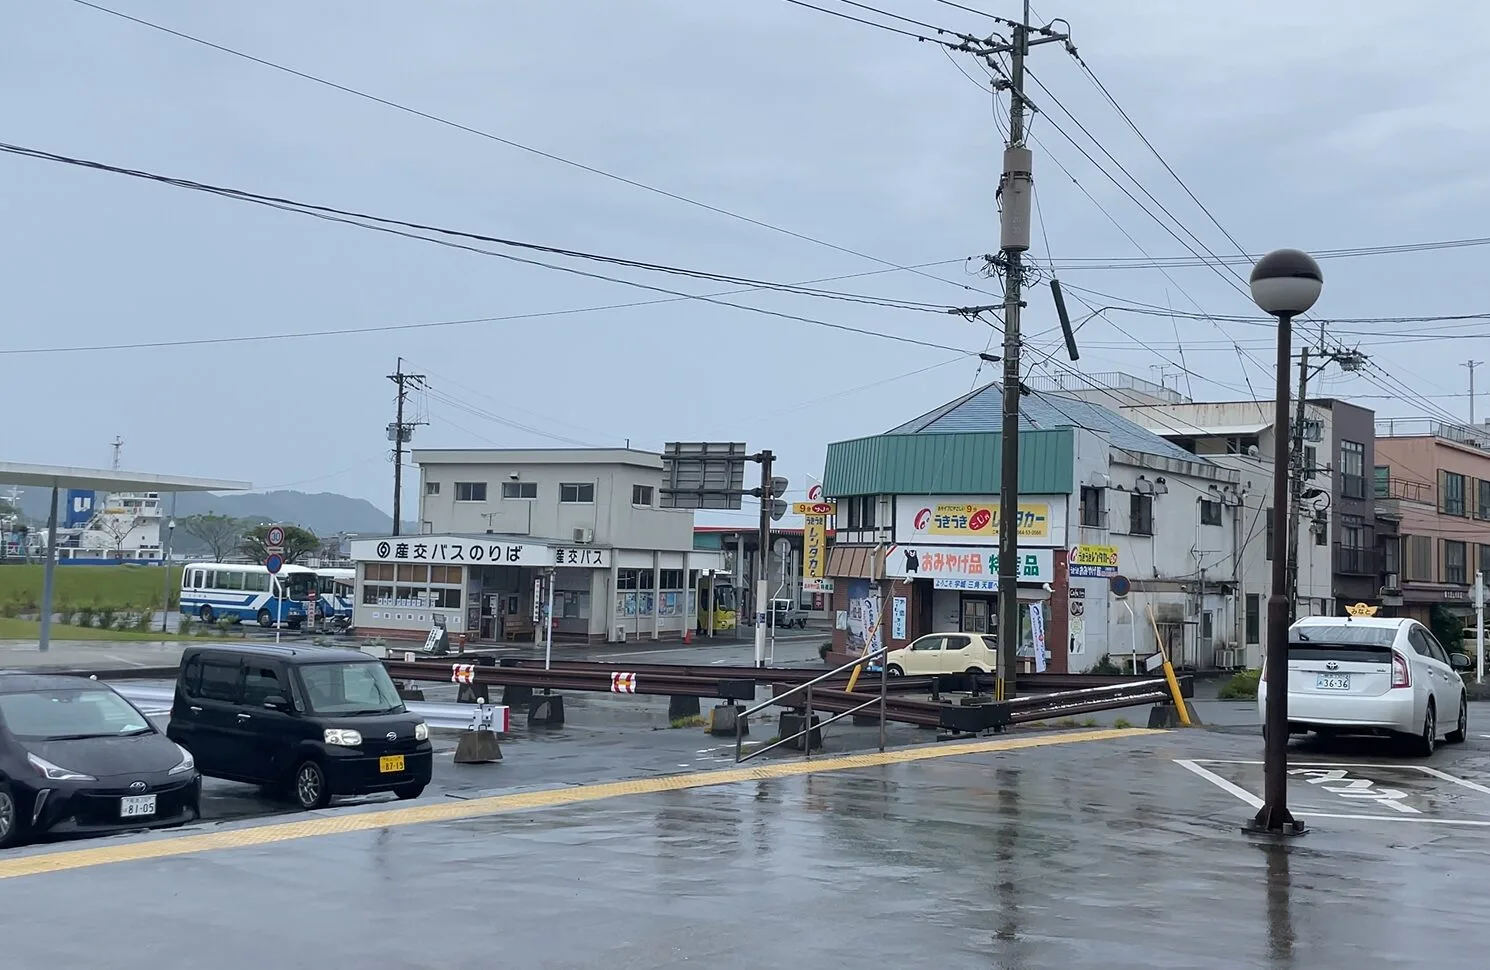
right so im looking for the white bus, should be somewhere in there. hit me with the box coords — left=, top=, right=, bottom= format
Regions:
left=179, top=562, right=317, bottom=628
left=314, top=567, right=355, bottom=621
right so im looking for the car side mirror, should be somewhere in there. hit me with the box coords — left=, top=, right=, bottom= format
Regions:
left=264, top=693, right=290, bottom=710
left=1450, top=653, right=1473, bottom=672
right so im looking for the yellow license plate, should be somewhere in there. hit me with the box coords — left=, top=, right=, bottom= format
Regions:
left=379, top=755, right=405, bottom=773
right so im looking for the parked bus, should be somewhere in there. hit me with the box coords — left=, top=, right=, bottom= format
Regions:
left=314, top=568, right=355, bottom=622
left=697, top=574, right=737, bottom=632
left=179, top=562, right=317, bottom=628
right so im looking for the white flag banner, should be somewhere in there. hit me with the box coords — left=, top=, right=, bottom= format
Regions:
left=1029, top=602, right=1047, bottom=673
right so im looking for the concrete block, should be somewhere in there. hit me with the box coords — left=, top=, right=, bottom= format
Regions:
left=707, top=703, right=748, bottom=737
left=453, top=730, right=503, bottom=764
left=529, top=693, right=565, bottom=726
left=503, top=684, right=535, bottom=707
left=1147, top=701, right=1203, bottom=729
left=778, top=711, right=823, bottom=751
left=668, top=695, right=702, bottom=720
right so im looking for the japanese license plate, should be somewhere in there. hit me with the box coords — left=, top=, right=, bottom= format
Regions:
left=120, top=794, right=156, bottom=818
left=379, top=755, right=405, bottom=773
left=1315, top=673, right=1351, bottom=691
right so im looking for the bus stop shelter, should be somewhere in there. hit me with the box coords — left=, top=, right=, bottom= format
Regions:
left=0, top=462, right=250, bottom=651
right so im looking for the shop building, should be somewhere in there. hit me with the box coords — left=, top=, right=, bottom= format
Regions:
left=821, top=382, right=1241, bottom=672
left=351, top=448, right=721, bottom=643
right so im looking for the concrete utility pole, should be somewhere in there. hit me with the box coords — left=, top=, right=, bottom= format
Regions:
left=1465, top=360, right=1483, bottom=425
left=750, top=450, right=778, bottom=668
left=1285, top=347, right=1309, bottom=623
left=386, top=358, right=426, bottom=537
left=954, top=3, right=1069, bottom=699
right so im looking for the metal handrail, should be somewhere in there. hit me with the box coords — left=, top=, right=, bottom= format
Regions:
left=735, top=645, right=891, bottom=763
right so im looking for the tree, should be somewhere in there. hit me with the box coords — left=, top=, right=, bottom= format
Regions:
left=181, top=513, right=243, bottom=562
left=239, top=523, right=319, bottom=564
left=1431, top=604, right=1465, bottom=653
left=96, top=515, right=133, bottom=561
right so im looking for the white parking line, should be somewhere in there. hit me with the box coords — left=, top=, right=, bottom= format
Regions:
left=1175, top=758, right=1490, bottom=827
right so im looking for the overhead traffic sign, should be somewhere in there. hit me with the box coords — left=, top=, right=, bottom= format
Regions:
left=265, top=553, right=284, bottom=575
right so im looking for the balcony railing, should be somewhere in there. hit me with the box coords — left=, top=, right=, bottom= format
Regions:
left=1333, top=543, right=1376, bottom=576
left=1374, top=476, right=1432, bottom=503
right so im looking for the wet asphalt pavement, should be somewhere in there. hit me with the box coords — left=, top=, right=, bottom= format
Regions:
left=4, top=634, right=1490, bottom=967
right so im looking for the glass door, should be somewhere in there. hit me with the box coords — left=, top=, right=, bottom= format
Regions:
left=960, top=597, right=992, bottom=634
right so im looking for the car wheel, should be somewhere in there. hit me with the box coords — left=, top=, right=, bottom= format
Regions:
left=257, top=608, right=273, bottom=628
left=965, top=666, right=986, bottom=675
left=886, top=664, right=904, bottom=677
left=1410, top=701, right=1437, bottom=757
left=293, top=760, right=331, bottom=810
left=199, top=605, right=214, bottom=623
left=1446, top=695, right=1468, bottom=744
left=0, top=782, right=21, bottom=849
left=394, top=783, right=425, bottom=801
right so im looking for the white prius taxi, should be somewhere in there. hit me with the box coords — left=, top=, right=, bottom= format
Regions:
left=1258, top=615, right=1472, bottom=755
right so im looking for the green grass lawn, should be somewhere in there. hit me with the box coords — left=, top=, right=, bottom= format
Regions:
left=0, top=563, right=180, bottom=612
left=0, top=616, right=195, bottom=642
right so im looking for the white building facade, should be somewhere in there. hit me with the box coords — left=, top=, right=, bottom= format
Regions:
left=351, top=449, right=722, bottom=643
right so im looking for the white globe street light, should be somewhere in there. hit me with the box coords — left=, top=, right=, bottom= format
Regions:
left=1247, top=248, right=1323, bottom=839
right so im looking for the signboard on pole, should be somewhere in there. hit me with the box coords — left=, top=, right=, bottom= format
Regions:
left=1068, top=544, right=1120, bottom=578
left=265, top=525, right=286, bottom=555
left=264, top=553, right=284, bottom=575
left=659, top=442, right=747, bottom=510
left=792, top=501, right=836, bottom=516
left=803, top=514, right=828, bottom=588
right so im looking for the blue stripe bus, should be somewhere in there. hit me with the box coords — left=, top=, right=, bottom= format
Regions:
left=179, top=562, right=317, bottom=628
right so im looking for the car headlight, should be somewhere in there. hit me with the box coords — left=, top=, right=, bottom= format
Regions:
left=27, top=752, right=95, bottom=782
left=323, top=728, right=362, bottom=747
left=414, top=722, right=429, bottom=741
left=168, top=744, right=195, bottom=776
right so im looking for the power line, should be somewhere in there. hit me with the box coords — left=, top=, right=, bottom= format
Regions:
left=0, top=142, right=952, bottom=315
left=782, top=0, right=971, bottom=46
left=67, top=0, right=996, bottom=300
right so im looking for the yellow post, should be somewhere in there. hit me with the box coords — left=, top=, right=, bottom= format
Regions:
left=1146, top=604, right=1192, bottom=727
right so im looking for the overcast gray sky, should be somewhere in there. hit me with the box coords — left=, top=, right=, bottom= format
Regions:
left=6, top=0, right=1488, bottom=524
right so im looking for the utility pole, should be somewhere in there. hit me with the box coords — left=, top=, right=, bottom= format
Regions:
left=749, top=450, right=781, bottom=668
left=1285, top=348, right=1309, bottom=623
left=1465, top=360, right=1483, bottom=425
left=955, top=4, right=1068, bottom=699
left=387, top=358, right=426, bottom=537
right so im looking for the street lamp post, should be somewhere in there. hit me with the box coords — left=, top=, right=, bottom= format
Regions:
left=1246, top=248, right=1324, bottom=837
left=159, top=516, right=176, bottom=634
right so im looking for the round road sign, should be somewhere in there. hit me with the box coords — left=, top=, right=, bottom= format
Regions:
left=265, top=553, right=284, bottom=575
left=1108, top=574, right=1130, bottom=599
left=266, top=525, right=286, bottom=548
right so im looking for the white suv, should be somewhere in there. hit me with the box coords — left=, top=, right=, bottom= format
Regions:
left=1257, top=615, right=1471, bottom=755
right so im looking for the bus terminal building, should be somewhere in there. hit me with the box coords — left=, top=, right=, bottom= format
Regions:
left=349, top=448, right=722, bottom=644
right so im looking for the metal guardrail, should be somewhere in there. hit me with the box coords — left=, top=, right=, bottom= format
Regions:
left=107, top=682, right=507, bottom=732
left=736, top=646, right=892, bottom=763
left=383, top=659, right=758, bottom=701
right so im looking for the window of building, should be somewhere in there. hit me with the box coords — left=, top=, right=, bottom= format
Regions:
left=1079, top=486, right=1106, bottom=528
left=658, top=569, right=684, bottom=590
left=1441, top=471, right=1467, bottom=516
left=632, top=484, right=654, bottom=507
left=1340, top=513, right=1365, bottom=548
left=363, top=562, right=462, bottom=609
left=1302, top=445, right=1317, bottom=480
left=560, top=483, right=595, bottom=504
left=1479, top=480, right=1490, bottom=520
left=1129, top=494, right=1153, bottom=536
left=501, top=481, right=537, bottom=499
left=1340, top=441, right=1366, bottom=499
left=846, top=496, right=877, bottom=530
left=425, top=481, right=440, bottom=496
left=1405, top=534, right=1433, bottom=582
left=1380, top=535, right=1400, bottom=576
left=1200, top=499, right=1222, bottom=526
left=1479, top=543, right=1490, bottom=580
left=1228, top=435, right=1260, bottom=456
left=616, top=569, right=656, bottom=590
left=1245, top=594, right=1260, bottom=645
left=1445, top=540, right=1468, bottom=585
left=454, top=482, right=487, bottom=502
left=1374, top=465, right=1390, bottom=498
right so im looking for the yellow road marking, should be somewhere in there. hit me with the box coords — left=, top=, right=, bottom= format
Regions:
left=0, top=728, right=1150, bottom=880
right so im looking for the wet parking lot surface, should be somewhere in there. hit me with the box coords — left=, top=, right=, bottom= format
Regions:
left=1, top=713, right=1489, bottom=969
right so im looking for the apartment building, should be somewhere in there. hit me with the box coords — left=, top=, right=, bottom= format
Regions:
left=1373, top=419, right=1490, bottom=626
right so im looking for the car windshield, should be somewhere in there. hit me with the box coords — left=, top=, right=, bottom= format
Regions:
left=0, top=688, right=152, bottom=740
left=295, top=661, right=405, bottom=716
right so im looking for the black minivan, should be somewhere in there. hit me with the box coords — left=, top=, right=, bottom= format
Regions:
left=166, top=644, right=433, bottom=810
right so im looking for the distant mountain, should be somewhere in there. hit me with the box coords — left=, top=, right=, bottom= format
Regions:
left=7, top=488, right=414, bottom=539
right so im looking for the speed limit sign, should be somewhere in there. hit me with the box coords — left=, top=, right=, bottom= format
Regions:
left=266, top=525, right=286, bottom=553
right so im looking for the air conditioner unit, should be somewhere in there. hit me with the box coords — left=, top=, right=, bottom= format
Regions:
left=1085, top=472, right=1111, bottom=488
left=573, top=527, right=594, bottom=544
left=1382, top=572, right=1401, bottom=594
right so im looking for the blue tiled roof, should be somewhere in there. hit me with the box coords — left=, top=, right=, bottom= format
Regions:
left=887, top=381, right=1204, bottom=464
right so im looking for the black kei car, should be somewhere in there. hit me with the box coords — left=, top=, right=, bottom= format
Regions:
left=166, top=644, right=433, bottom=811
left=0, top=673, right=201, bottom=848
